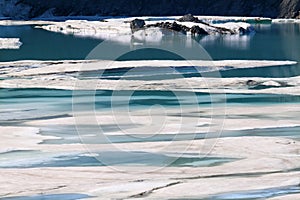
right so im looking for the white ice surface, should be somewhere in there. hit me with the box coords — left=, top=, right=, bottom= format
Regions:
left=0, top=59, right=298, bottom=95
left=1, top=16, right=300, bottom=200
left=0, top=38, right=22, bottom=49
left=0, top=59, right=296, bottom=77
left=272, top=19, right=300, bottom=23
left=33, top=17, right=255, bottom=42
left=0, top=126, right=57, bottom=153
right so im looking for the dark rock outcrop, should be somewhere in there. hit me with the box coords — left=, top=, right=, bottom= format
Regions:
left=238, top=27, right=248, bottom=35
left=246, top=80, right=258, bottom=87
left=2, top=0, right=300, bottom=20
left=135, top=15, right=252, bottom=35
left=144, top=22, right=192, bottom=34
left=130, top=19, right=145, bottom=32
left=162, top=22, right=190, bottom=33
left=177, top=14, right=201, bottom=23
left=190, top=26, right=208, bottom=35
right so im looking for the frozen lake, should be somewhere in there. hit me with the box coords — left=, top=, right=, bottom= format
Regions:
left=0, top=20, right=300, bottom=199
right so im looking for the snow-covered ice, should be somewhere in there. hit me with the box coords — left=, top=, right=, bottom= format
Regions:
left=272, top=18, right=300, bottom=23
left=1, top=16, right=300, bottom=200
left=0, top=59, right=298, bottom=95
left=0, top=59, right=296, bottom=77
left=33, top=16, right=256, bottom=42
left=0, top=38, right=22, bottom=49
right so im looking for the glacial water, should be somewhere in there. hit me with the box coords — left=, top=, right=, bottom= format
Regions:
left=1, top=24, right=300, bottom=77
left=0, top=24, right=299, bottom=62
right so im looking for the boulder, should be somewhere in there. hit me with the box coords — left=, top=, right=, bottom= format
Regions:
left=130, top=19, right=146, bottom=32
left=296, top=11, right=300, bottom=19
left=190, top=25, right=208, bottom=35
left=169, top=22, right=185, bottom=32
left=246, top=80, right=258, bottom=86
left=238, top=26, right=254, bottom=35
left=177, top=14, right=200, bottom=23
left=238, top=27, right=247, bottom=35
left=146, top=22, right=190, bottom=34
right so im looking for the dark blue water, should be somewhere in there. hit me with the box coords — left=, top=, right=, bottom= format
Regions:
left=0, top=25, right=100, bottom=61
left=0, top=23, right=299, bottom=63
left=0, top=24, right=298, bottom=61
left=1, top=23, right=299, bottom=77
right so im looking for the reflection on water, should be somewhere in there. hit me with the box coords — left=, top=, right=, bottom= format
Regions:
left=195, top=33, right=254, bottom=50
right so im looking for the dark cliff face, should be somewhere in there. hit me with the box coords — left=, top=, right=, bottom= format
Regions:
left=4, top=0, right=300, bottom=19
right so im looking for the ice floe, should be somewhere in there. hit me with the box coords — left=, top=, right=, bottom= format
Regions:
left=0, top=38, right=22, bottom=49
left=2, top=75, right=300, bottom=95
left=1, top=77, right=300, bottom=198
left=0, top=16, right=271, bottom=46
left=0, top=136, right=299, bottom=198
left=0, top=126, right=57, bottom=153
left=272, top=19, right=300, bottom=23
left=32, top=15, right=256, bottom=42
left=1, top=15, right=300, bottom=200
left=196, top=16, right=272, bottom=24
left=0, top=59, right=299, bottom=95
left=0, top=59, right=296, bottom=77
